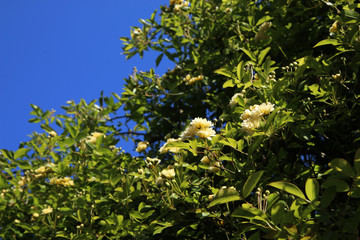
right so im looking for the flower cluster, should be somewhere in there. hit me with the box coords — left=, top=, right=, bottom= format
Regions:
left=180, top=117, right=216, bottom=140
left=241, top=102, right=275, bottom=134
left=183, top=74, right=204, bottom=85
left=131, top=28, right=142, bottom=38
left=145, top=157, right=161, bottom=167
left=49, top=177, right=74, bottom=187
left=254, top=22, right=272, bottom=42
left=282, top=61, right=298, bottom=72
left=86, top=132, right=105, bottom=144
left=136, top=141, right=149, bottom=152
left=332, top=73, right=341, bottom=81
left=159, top=138, right=181, bottom=154
left=266, top=71, right=276, bottom=82
left=170, top=0, right=189, bottom=12
left=34, top=163, right=55, bottom=179
left=18, top=176, right=28, bottom=187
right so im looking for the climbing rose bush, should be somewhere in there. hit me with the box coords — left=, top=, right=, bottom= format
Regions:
left=1, top=0, right=360, bottom=239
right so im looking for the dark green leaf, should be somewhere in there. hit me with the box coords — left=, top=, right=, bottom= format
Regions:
left=242, top=171, right=264, bottom=198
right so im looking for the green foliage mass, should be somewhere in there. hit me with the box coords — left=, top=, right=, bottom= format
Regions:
left=1, top=0, right=360, bottom=239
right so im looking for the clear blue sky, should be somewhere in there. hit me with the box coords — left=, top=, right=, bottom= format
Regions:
left=0, top=0, right=172, bottom=153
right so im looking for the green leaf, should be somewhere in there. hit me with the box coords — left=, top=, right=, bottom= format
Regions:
left=14, top=148, right=30, bottom=159
left=268, top=181, right=306, bottom=200
left=240, top=48, right=257, bottom=62
left=305, top=178, right=319, bottom=201
left=214, top=68, right=235, bottom=78
left=65, top=122, right=76, bottom=138
left=223, top=79, right=236, bottom=88
left=258, top=47, right=271, bottom=65
left=301, top=201, right=320, bottom=219
left=313, top=39, right=341, bottom=48
left=329, top=158, right=355, bottom=178
left=0, top=149, right=14, bottom=160
left=232, top=203, right=269, bottom=222
left=208, top=187, right=242, bottom=208
left=242, top=171, right=265, bottom=198
left=323, top=179, right=350, bottom=192
left=236, top=61, right=245, bottom=80
left=15, top=160, right=32, bottom=170
left=155, top=53, right=164, bottom=67
left=320, top=187, right=336, bottom=208
left=344, top=9, right=360, bottom=20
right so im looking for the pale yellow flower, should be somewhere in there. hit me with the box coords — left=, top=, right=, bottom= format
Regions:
left=49, top=177, right=74, bottom=187
left=197, top=127, right=216, bottom=139
left=18, top=177, right=27, bottom=187
left=42, top=207, right=53, bottom=215
left=180, top=117, right=216, bottom=140
left=240, top=102, right=274, bottom=134
left=87, top=132, right=105, bottom=144
left=241, top=118, right=261, bottom=134
left=35, top=166, right=48, bottom=174
left=174, top=4, right=181, bottom=12
left=257, top=102, right=275, bottom=116
left=161, top=168, right=176, bottom=179
left=48, top=131, right=57, bottom=137
left=33, top=213, right=40, bottom=218
left=136, top=141, right=149, bottom=152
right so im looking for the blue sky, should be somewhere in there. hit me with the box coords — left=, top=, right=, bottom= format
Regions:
left=0, top=0, right=172, bottom=153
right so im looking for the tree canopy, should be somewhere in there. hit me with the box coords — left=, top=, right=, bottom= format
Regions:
left=1, top=0, right=360, bottom=239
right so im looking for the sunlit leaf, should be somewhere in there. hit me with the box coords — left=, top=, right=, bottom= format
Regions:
left=268, top=181, right=306, bottom=200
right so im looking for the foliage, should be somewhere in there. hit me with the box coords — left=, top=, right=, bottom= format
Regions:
left=1, top=0, right=360, bottom=239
